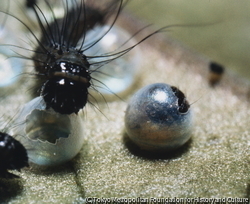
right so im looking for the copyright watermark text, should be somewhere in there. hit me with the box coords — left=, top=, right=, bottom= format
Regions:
left=85, top=197, right=249, bottom=203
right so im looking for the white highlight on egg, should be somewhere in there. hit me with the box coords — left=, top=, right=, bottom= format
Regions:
left=154, top=90, right=168, bottom=103
left=11, top=97, right=85, bottom=166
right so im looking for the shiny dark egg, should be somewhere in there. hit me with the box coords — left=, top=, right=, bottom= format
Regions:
left=125, top=83, right=193, bottom=151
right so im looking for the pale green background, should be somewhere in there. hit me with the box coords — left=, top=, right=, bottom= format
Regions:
left=128, top=0, right=250, bottom=79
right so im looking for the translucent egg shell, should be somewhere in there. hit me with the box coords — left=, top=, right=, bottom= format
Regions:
left=11, top=97, right=84, bottom=166
left=125, top=83, right=193, bottom=152
left=84, top=25, right=141, bottom=99
left=0, top=25, right=25, bottom=89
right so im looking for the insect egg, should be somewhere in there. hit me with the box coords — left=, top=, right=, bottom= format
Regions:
left=11, top=97, right=84, bottom=166
left=0, top=132, right=29, bottom=178
left=84, top=25, right=141, bottom=98
left=124, top=83, right=193, bottom=152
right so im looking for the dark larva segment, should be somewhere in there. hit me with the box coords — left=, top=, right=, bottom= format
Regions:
left=0, top=132, right=28, bottom=178
left=30, top=0, right=124, bottom=114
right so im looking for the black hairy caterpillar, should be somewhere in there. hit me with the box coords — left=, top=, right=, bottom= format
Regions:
left=0, top=132, right=29, bottom=178
left=9, top=0, right=168, bottom=115
left=24, top=0, right=132, bottom=114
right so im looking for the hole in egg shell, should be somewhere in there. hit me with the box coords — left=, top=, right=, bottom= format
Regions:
left=11, top=97, right=85, bottom=166
left=25, top=109, right=72, bottom=143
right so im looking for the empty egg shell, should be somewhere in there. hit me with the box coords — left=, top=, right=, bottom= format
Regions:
left=125, top=83, right=193, bottom=152
left=11, top=97, right=84, bottom=166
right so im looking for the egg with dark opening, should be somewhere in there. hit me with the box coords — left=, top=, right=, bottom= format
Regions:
left=125, top=83, right=193, bottom=151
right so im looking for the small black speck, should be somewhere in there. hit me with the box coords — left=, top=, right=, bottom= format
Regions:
left=209, top=62, right=224, bottom=74
left=208, top=62, right=225, bottom=86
